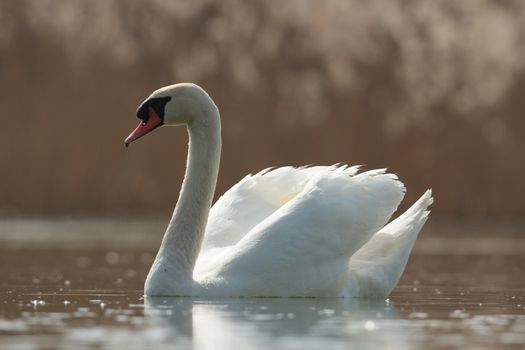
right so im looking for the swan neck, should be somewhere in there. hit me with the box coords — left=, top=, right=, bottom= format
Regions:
left=149, top=109, right=221, bottom=290
left=174, top=118, right=220, bottom=269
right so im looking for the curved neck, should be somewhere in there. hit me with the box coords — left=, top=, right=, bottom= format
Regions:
left=151, top=111, right=221, bottom=286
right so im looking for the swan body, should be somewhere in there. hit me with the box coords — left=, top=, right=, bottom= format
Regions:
left=124, top=83, right=433, bottom=298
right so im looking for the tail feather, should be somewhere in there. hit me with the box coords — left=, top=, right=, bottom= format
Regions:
left=346, top=189, right=433, bottom=298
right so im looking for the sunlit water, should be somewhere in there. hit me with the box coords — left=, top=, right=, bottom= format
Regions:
left=0, top=220, right=524, bottom=349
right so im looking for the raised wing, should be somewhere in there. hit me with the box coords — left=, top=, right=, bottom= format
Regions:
left=200, top=165, right=359, bottom=252
left=196, top=166, right=357, bottom=277
left=198, top=168, right=406, bottom=297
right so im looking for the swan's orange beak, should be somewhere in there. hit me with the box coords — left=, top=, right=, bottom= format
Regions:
left=124, top=107, right=164, bottom=147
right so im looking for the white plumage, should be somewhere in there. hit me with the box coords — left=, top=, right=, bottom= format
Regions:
left=125, top=83, right=433, bottom=298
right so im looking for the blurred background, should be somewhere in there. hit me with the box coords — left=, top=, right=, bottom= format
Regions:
left=1, top=0, right=524, bottom=222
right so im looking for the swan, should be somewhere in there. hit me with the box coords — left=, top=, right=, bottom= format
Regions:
left=124, top=83, right=433, bottom=298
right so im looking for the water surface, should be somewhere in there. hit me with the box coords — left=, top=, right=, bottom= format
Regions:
left=0, top=219, right=523, bottom=349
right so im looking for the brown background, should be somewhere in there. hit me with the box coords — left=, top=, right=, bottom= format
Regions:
left=0, top=0, right=524, bottom=220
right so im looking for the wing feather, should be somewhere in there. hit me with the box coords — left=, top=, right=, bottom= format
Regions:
left=197, top=167, right=405, bottom=296
left=201, top=165, right=359, bottom=251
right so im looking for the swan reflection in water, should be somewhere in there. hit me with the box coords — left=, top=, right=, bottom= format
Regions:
left=144, top=297, right=417, bottom=349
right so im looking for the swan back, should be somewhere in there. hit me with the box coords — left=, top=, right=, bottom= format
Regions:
left=195, top=166, right=406, bottom=297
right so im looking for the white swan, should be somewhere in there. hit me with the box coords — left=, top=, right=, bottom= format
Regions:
left=124, top=83, right=433, bottom=298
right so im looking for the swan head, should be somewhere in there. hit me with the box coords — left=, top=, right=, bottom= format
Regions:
left=124, top=83, right=217, bottom=146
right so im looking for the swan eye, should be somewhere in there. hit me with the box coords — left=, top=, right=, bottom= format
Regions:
left=136, top=96, right=172, bottom=123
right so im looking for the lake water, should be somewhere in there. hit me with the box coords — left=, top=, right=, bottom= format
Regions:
left=0, top=219, right=524, bottom=349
